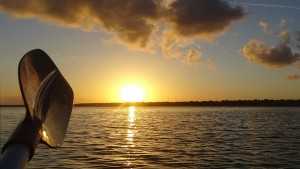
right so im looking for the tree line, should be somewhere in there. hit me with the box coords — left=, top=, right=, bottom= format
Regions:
left=75, top=99, right=300, bottom=107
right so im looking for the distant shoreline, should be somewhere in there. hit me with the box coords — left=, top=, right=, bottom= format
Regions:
left=76, top=99, right=300, bottom=107
left=2, top=99, right=299, bottom=107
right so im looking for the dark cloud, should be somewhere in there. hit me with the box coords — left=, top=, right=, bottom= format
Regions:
left=89, top=0, right=160, bottom=50
left=241, top=20, right=300, bottom=68
left=0, top=0, right=161, bottom=51
left=285, top=73, right=300, bottom=80
left=165, top=0, right=245, bottom=37
left=0, top=0, right=245, bottom=57
left=241, top=39, right=300, bottom=68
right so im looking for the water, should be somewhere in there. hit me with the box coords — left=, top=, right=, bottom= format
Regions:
left=1, top=106, right=300, bottom=168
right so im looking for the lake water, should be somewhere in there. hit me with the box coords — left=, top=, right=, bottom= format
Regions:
left=1, top=107, right=300, bottom=168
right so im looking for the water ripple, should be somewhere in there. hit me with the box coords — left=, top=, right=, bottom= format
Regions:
left=1, top=107, right=300, bottom=168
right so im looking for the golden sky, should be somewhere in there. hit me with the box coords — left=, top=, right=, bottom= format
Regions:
left=1, top=0, right=300, bottom=104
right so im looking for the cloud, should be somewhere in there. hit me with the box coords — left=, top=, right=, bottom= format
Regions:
left=259, top=21, right=271, bottom=34
left=182, top=49, right=218, bottom=69
left=161, top=30, right=196, bottom=58
left=241, top=20, right=300, bottom=68
left=279, top=30, right=291, bottom=46
left=0, top=0, right=162, bottom=52
left=160, top=0, right=245, bottom=62
left=0, top=0, right=161, bottom=52
left=183, top=49, right=201, bottom=66
left=241, top=39, right=300, bottom=68
left=259, top=19, right=288, bottom=36
left=0, top=0, right=245, bottom=61
left=164, top=0, right=244, bottom=38
left=285, top=73, right=300, bottom=80
left=296, top=29, right=300, bottom=49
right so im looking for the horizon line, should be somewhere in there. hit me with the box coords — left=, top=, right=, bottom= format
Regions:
left=1, top=99, right=299, bottom=107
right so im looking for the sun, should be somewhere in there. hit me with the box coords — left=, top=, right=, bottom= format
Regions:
left=120, top=84, right=145, bottom=102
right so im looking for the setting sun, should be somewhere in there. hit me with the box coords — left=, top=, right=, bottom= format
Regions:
left=120, top=85, right=145, bottom=102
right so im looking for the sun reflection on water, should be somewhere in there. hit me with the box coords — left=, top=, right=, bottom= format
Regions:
left=125, top=106, right=136, bottom=167
left=127, top=106, right=135, bottom=146
left=128, top=106, right=135, bottom=123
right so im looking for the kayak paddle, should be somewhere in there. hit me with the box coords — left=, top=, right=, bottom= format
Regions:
left=1, top=49, right=74, bottom=168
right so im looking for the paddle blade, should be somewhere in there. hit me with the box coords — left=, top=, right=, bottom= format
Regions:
left=40, top=72, right=74, bottom=147
left=19, top=49, right=74, bottom=147
left=19, top=49, right=58, bottom=120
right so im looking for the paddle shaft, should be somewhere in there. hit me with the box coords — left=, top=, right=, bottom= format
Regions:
left=1, top=143, right=30, bottom=169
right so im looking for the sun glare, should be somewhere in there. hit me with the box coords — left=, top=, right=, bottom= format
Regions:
left=120, top=85, right=145, bottom=102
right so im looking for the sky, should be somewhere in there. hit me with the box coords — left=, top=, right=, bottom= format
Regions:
left=0, top=0, right=300, bottom=105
